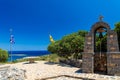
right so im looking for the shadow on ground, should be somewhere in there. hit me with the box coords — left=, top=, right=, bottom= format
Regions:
left=23, top=62, right=37, bottom=64
left=37, top=75, right=95, bottom=80
left=44, top=61, right=74, bottom=68
left=57, top=63, right=73, bottom=67
left=75, top=69, right=82, bottom=73
left=44, top=62, right=58, bottom=65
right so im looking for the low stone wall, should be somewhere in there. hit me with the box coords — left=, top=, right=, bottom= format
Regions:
left=59, top=59, right=82, bottom=68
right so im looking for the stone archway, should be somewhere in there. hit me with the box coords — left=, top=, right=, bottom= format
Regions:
left=82, top=17, right=120, bottom=75
left=93, top=26, right=108, bottom=74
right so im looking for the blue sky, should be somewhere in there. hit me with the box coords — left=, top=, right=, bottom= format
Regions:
left=0, top=0, right=120, bottom=51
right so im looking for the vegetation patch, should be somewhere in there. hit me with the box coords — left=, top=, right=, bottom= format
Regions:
left=0, top=49, right=9, bottom=63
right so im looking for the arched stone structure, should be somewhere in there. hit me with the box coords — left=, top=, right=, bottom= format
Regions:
left=82, top=20, right=120, bottom=75
left=90, top=22, right=110, bottom=33
left=84, top=21, right=119, bottom=53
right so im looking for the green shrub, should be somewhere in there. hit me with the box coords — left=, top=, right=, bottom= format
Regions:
left=0, top=49, right=9, bottom=62
left=47, top=30, right=87, bottom=59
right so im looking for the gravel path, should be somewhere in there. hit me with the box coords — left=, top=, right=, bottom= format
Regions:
left=0, top=61, right=120, bottom=80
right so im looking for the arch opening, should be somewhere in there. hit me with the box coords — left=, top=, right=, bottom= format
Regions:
left=94, top=26, right=107, bottom=74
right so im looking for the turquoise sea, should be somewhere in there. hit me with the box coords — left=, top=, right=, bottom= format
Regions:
left=8, top=50, right=51, bottom=61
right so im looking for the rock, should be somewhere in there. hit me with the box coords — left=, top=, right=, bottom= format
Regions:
left=0, top=67, right=26, bottom=80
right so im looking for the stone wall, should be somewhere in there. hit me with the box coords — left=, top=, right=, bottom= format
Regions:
left=107, top=53, right=120, bottom=75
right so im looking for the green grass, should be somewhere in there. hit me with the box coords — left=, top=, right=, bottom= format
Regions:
left=39, top=53, right=61, bottom=63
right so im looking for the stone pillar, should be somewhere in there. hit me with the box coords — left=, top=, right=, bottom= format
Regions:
left=107, top=30, right=120, bottom=75
left=107, top=30, right=119, bottom=52
left=82, top=53, right=94, bottom=73
left=107, top=53, right=120, bottom=75
left=84, top=33, right=94, bottom=53
left=82, top=32, right=94, bottom=73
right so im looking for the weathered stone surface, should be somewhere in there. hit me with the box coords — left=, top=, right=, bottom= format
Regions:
left=107, top=30, right=119, bottom=52
left=0, top=66, right=26, bottom=80
left=82, top=53, right=94, bottom=73
left=107, top=53, right=120, bottom=75
left=84, top=34, right=93, bottom=53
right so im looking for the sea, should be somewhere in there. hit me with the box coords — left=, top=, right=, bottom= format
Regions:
left=8, top=50, right=51, bottom=62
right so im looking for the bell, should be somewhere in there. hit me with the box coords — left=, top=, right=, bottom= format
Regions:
left=99, top=32, right=103, bottom=39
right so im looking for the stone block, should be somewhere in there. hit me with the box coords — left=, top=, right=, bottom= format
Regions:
left=107, top=53, right=120, bottom=75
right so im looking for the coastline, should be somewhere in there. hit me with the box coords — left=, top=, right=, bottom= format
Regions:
left=22, top=56, right=40, bottom=59
left=8, top=50, right=50, bottom=62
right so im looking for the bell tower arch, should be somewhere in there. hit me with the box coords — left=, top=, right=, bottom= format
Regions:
left=82, top=16, right=120, bottom=75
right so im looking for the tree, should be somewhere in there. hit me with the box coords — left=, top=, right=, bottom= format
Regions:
left=114, top=22, right=120, bottom=50
left=47, top=30, right=87, bottom=59
left=0, top=49, right=9, bottom=62
left=95, top=34, right=107, bottom=52
left=48, top=40, right=61, bottom=54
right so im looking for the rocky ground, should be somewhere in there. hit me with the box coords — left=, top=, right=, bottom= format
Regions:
left=0, top=66, right=26, bottom=80
left=0, top=61, right=120, bottom=80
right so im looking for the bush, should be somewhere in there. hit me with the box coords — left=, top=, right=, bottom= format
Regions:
left=47, top=30, right=87, bottom=59
left=0, top=49, right=9, bottom=62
